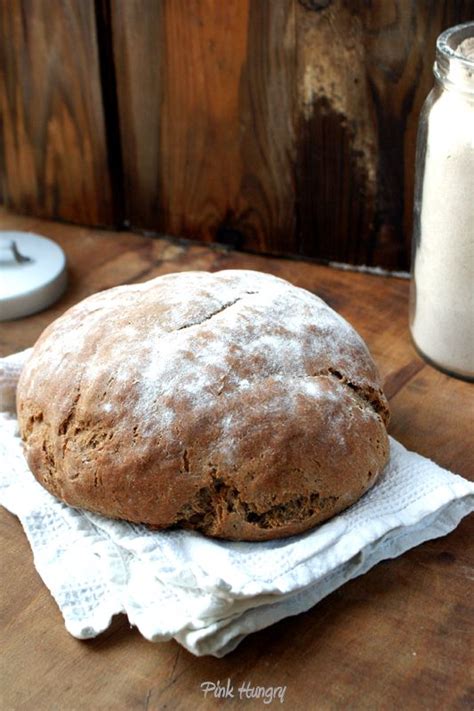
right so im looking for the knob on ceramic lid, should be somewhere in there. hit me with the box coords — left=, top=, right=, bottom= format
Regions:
left=0, top=231, right=67, bottom=321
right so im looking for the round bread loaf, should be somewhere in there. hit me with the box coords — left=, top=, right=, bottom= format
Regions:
left=17, top=270, right=390, bottom=541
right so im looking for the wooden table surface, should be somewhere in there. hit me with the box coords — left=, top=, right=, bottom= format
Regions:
left=1, top=208, right=472, bottom=711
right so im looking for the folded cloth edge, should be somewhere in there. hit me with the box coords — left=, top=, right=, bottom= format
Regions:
left=2, top=413, right=473, bottom=656
left=1, top=349, right=473, bottom=657
left=178, top=495, right=474, bottom=656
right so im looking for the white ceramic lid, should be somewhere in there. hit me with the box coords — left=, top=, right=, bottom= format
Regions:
left=0, top=231, right=68, bottom=321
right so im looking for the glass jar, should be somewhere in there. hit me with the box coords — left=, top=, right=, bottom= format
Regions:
left=410, top=22, right=474, bottom=382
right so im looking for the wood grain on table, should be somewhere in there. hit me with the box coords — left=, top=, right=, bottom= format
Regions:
left=0, top=209, right=472, bottom=711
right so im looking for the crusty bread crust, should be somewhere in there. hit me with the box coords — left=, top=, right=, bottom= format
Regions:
left=17, top=270, right=389, bottom=541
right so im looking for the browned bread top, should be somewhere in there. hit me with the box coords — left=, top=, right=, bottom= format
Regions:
left=17, top=270, right=389, bottom=540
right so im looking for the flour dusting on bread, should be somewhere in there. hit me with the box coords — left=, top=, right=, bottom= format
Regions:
left=17, top=270, right=389, bottom=541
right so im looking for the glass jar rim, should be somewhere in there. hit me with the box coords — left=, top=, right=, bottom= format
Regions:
left=435, top=22, right=474, bottom=94
left=437, top=22, right=474, bottom=67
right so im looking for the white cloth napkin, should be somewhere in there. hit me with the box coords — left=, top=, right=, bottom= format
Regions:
left=1, top=349, right=473, bottom=657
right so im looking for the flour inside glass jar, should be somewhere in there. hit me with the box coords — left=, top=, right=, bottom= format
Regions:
left=411, top=30, right=474, bottom=379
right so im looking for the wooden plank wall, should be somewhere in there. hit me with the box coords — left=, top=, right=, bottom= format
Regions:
left=1, top=0, right=472, bottom=268
left=113, top=0, right=296, bottom=254
left=0, top=0, right=115, bottom=225
left=295, top=0, right=474, bottom=267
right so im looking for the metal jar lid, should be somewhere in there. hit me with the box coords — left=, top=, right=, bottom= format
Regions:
left=0, top=231, right=67, bottom=321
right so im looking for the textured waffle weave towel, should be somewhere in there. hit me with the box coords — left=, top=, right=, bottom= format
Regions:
left=1, top=349, right=473, bottom=657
